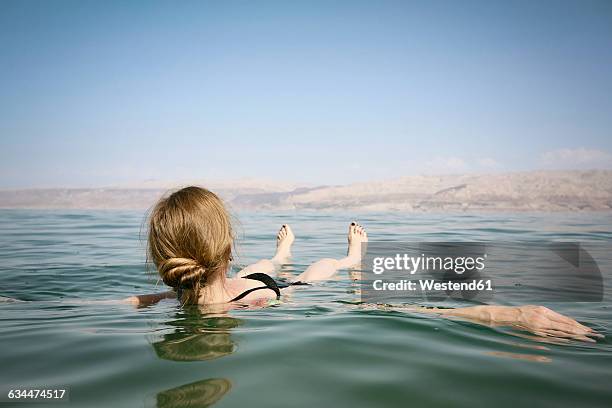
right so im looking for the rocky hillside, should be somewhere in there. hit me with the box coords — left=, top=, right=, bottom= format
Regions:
left=1, top=171, right=611, bottom=212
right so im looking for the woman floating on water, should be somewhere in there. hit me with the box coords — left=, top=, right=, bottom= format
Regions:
left=127, top=186, right=601, bottom=343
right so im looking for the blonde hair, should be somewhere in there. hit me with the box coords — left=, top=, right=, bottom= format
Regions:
left=148, top=186, right=233, bottom=304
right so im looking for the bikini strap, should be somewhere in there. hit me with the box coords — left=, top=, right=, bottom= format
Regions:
left=229, top=273, right=281, bottom=302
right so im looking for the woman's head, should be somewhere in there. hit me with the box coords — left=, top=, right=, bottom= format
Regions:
left=148, top=186, right=233, bottom=304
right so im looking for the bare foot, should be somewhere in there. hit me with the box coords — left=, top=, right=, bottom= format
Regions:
left=271, top=224, right=294, bottom=263
left=336, top=222, right=368, bottom=269
left=347, top=222, right=368, bottom=258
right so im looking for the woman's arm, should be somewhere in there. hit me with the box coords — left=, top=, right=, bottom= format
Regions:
left=442, top=305, right=600, bottom=341
left=389, top=304, right=602, bottom=342
left=123, top=291, right=176, bottom=307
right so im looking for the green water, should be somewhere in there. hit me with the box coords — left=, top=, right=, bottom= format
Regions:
left=1, top=210, right=611, bottom=407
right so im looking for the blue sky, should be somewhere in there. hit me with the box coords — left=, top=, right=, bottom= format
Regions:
left=1, top=0, right=611, bottom=188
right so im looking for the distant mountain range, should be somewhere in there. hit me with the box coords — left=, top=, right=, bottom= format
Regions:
left=1, top=170, right=611, bottom=212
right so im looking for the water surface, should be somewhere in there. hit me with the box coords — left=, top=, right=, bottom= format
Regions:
left=1, top=210, right=611, bottom=407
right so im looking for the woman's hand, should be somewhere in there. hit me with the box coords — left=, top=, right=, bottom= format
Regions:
left=510, top=305, right=601, bottom=342
left=442, top=305, right=602, bottom=342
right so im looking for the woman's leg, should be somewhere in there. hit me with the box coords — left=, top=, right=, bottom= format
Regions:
left=294, top=223, right=368, bottom=282
left=236, top=224, right=295, bottom=277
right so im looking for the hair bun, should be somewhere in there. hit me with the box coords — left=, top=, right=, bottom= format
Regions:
left=159, top=257, right=205, bottom=289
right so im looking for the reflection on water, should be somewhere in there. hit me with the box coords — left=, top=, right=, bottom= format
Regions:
left=485, top=351, right=552, bottom=363
left=150, top=308, right=240, bottom=406
left=151, top=307, right=241, bottom=362
left=156, top=378, right=232, bottom=408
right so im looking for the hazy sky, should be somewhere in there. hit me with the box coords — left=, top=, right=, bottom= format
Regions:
left=1, top=0, right=611, bottom=188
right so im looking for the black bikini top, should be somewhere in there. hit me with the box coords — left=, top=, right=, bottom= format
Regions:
left=229, top=273, right=281, bottom=302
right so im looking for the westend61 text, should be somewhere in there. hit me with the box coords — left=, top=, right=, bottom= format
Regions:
left=373, top=279, right=493, bottom=292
